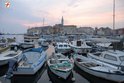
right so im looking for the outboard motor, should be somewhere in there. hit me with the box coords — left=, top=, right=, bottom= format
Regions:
left=121, top=66, right=124, bottom=71
left=4, top=59, right=18, bottom=79
left=10, top=44, right=19, bottom=52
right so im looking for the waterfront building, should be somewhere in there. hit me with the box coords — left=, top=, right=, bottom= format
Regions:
left=94, top=27, right=113, bottom=36
left=78, top=27, right=94, bottom=35
left=27, top=26, right=52, bottom=35
left=115, top=28, right=124, bottom=36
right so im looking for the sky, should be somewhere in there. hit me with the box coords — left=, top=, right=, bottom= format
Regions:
left=0, top=0, right=124, bottom=34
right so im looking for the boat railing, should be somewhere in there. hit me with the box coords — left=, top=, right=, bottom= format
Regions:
left=119, top=61, right=124, bottom=71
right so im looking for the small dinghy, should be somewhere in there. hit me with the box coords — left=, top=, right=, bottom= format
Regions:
left=0, top=43, right=22, bottom=66
left=47, top=53, right=73, bottom=79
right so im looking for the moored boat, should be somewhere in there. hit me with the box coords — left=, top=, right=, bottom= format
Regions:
left=4, top=47, right=47, bottom=79
left=38, top=38, right=49, bottom=48
left=69, top=39, right=92, bottom=53
left=0, top=43, right=22, bottom=66
left=47, top=53, right=73, bottom=79
left=19, top=42, right=35, bottom=50
left=14, top=47, right=47, bottom=75
left=73, top=54, right=124, bottom=82
left=55, top=42, right=71, bottom=53
left=88, top=50, right=124, bottom=69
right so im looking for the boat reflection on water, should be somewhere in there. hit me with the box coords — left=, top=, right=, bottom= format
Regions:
left=11, top=63, right=47, bottom=83
left=47, top=67, right=74, bottom=83
left=73, top=64, right=116, bottom=83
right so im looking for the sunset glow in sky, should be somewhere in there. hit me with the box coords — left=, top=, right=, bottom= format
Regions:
left=0, top=0, right=124, bottom=33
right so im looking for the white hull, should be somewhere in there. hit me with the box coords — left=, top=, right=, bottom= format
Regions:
left=69, top=40, right=92, bottom=53
left=88, top=50, right=124, bottom=68
left=56, top=49, right=70, bottom=53
left=49, top=66, right=71, bottom=79
left=47, top=53, right=73, bottom=79
left=71, top=47, right=91, bottom=53
left=75, top=60, right=124, bottom=82
left=0, top=51, right=22, bottom=66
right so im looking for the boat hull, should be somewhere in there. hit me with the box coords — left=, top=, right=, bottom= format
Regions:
left=47, top=53, right=73, bottom=80
left=56, top=49, right=71, bottom=54
left=49, top=67, right=72, bottom=79
left=72, top=47, right=91, bottom=53
left=0, top=51, right=22, bottom=66
left=14, top=52, right=46, bottom=75
left=75, top=60, right=124, bottom=83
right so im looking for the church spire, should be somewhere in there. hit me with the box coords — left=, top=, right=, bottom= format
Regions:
left=61, top=16, right=64, bottom=26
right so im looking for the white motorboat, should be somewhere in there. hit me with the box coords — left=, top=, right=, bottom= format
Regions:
left=38, top=38, right=49, bottom=47
left=69, top=39, right=92, bottom=53
left=47, top=53, right=73, bottom=79
left=0, top=43, right=22, bottom=66
left=55, top=42, right=71, bottom=53
left=19, top=42, right=35, bottom=49
left=73, top=54, right=124, bottom=82
left=88, top=50, right=124, bottom=69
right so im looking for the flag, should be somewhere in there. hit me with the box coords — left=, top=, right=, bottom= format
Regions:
left=5, top=1, right=10, bottom=8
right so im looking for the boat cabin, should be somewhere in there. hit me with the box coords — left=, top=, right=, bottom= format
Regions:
left=56, top=42, right=70, bottom=49
left=70, top=40, right=91, bottom=48
left=88, top=50, right=124, bottom=66
left=70, top=40, right=92, bottom=53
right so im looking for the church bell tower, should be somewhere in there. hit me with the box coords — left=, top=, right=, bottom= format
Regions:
left=61, top=16, right=64, bottom=26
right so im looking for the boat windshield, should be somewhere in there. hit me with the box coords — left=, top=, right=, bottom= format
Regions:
left=119, top=56, right=124, bottom=61
left=59, top=45, right=63, bottom=47
left=104, top=54, right=117, bottom=61
left=64, top=45, right=67, bottom=47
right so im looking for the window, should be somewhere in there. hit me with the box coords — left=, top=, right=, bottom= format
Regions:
left=104, top=54, right=117, bottom=61
left=119, top=56, right=124, bottom=61
left=77, top=41, right=81, bottom=46
left=59, top=45, right=63, bottom=47
left=64, top=45, right=67, bottom=47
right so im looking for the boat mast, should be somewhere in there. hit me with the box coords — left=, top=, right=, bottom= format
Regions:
left=113, top=0, right=115, bottom=34
left=43, top=18, right=45, bottom=26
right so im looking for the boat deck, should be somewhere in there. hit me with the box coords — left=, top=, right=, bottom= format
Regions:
left=18, top=52, right=41, bottom=67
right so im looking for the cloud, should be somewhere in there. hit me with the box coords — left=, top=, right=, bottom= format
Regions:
left=68, top=0, right=80, bottom=7
left=0, top=0, right=124, bottom=34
